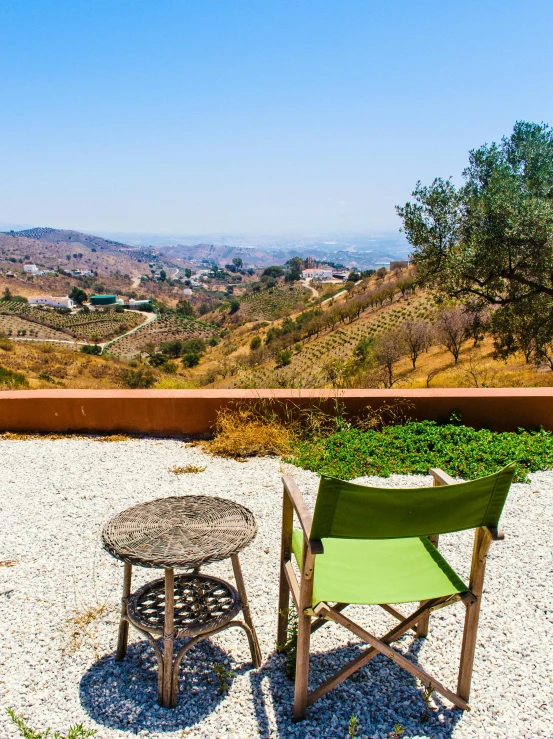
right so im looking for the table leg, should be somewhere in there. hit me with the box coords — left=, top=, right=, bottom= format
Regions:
left=161, top=567, right=175, bottom=708
left=116, top=562, right=132, bottom=661
left=231, top=553, right=262, bottom=667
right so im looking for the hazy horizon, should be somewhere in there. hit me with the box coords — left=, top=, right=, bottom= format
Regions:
left=2, top=1, right=553, bottom=234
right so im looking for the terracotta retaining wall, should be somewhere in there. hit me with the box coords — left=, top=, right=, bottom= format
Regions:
left=0, top=388, right=552, bottom=435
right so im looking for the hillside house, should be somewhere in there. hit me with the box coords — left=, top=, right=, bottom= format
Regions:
left=301, top=267, right=334, bottom=281
left=29, top=296, right=75, bottom=309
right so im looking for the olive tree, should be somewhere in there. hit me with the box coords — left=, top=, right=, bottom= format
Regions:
left=397, top=122, right=553, bottom=306
left=399, top=319, right=431, bottom=368
left=434, top=307, right=470, bottom=364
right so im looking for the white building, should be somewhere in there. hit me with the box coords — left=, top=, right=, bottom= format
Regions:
left=128, top=298, right=151, bottom=307
left=24, top=264, right=39, bottom=274
left=29, top=296, right=75, bottom=309
left=301, top=267, right=334, bottom=281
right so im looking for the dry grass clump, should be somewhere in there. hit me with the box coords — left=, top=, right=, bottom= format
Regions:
left=201, top=399, right=417, bottom=460
left=0, top=334, right=14, bottom=351
left=94, top=434, right=132, bottom=442
left=0, top=431, right=82, bottom=440
left=64, top=603, right=107, bottom=653
left=169, top=464, right=206, bottom=474
left=0, top=431, right=33, bottom=440
left=0, top=559, right=17, bottom=567
left=203, top=406, right=294, bottom=459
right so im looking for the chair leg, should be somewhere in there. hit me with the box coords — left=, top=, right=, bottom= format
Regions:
left=293, top=605, right=312, bottom=722
left=277, top=487, right=293, bottom=650
left=457, top=597, right=481, bottom=702
left=457, top=527, right=490, bottom=703
left=293, top=546, right=315, bottom=722
left=116, top=562, right=132, bottom=661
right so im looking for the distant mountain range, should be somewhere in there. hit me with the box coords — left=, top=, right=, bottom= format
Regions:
left=96, top=230, right=411, bottom=269
left=1, top=225, right=410, bottom=270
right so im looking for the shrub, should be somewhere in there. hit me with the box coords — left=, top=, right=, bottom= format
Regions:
left=69, top=286, right=88, bottom=305
left=275, top=349, right=292, bottom=367
left=121, top=367, right=156, bottom=388
left=181, top=337, right=206, bottom=354
left=182, top=352, right=200, bottom=367
left=0, top=334, right=14, bottom=351
left=0, top=365, right=28, bottom=389
left=229, top=299, right=240, bottom=314
left=291, top=419, right=553, bottom=482
left=163, top=360, right=178, bottom=374
left=81, top=344, right=102, bottom=355
left=148, top=352, right=167, bottom=367
left=250, top=335, right=262, bottom=351
left=160, top=339, right=184, bottom=358
left=176, top=299, right=195, bottom=317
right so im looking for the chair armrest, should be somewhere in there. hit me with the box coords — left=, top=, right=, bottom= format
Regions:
left=430, top=468, right=458, bottom=486
left=484, top=526, right=504, bottom=541
left=282, top=475, right=324, bottom=554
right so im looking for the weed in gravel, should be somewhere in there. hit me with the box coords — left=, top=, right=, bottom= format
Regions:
left=169, top=464, right=206, bottom=474
left=277, top=605, right=299, bottom=680
left=7, top=708, right=96, bottom=738
left=388, top=724, right=405, bottom=738
left=0, top=559, right=17, bottom=567
left=420, top=682, right=435, bottom=722
left=348, top=714, right=359, bottom=737
left=64, top=604, right=107, bottom=654
left=213, top=662, right=233, bottom=694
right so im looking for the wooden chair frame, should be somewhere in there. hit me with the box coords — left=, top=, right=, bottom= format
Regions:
left=277, top=471, right=504, bottom=722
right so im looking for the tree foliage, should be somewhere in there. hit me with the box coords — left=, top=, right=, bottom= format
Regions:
left=397, top=121, right=553, bottom=307
left=397, top=121, right=553, bottom=362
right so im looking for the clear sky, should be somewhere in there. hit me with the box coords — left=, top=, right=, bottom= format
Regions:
left=2, top=0, right=553, bottom=236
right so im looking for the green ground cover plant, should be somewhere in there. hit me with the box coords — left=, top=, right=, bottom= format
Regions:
left=290, top=418, right=553, bottom=482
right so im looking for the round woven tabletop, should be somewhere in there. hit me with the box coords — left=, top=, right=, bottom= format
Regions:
left=102, top=495, right=257, bottom=569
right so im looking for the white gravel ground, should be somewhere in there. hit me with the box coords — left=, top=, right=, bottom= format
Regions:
left=0, top=437, right=551, bottom=739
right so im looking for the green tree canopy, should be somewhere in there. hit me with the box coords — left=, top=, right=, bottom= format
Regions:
left=397, top=121, right=553, bottom=306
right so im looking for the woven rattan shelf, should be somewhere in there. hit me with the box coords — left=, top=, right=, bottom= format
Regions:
left=127, top=573, right=241, bottom=637
left=102, top=494, right=261, bottom=708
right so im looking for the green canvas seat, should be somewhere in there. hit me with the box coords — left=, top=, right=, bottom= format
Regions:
left=277, top=463, right=516, bottom=722
left=291, top=531, right=468, bottom=606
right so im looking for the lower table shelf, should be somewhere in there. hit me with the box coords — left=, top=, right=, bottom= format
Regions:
left=115, top=560, right=262, bottom=708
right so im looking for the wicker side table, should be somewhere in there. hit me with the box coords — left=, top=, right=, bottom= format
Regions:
left=102, top=495, right=261, bottom=708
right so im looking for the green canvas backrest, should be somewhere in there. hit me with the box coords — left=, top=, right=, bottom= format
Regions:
left=310, top=463, right=516, bottom=540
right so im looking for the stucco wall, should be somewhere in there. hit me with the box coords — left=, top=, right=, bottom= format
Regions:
left=0, top=388, right=552, bottom=435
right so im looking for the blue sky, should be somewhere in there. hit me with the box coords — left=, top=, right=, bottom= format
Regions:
left=1, top=0, right=553, bottom=235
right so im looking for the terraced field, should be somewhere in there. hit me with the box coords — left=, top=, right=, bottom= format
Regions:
left=239, top=284, right=311, bottom=321
left=231, top=291, right=439, bottom=388
left=0, top=314, right=71, bottom=342
left=106, top=312, right=219, bottom=358
left=0, top=302, right=146, bottom=341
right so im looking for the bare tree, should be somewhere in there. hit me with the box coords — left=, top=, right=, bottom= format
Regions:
left=434, top=306, right=470, bottom=364
left=373, top=330, right=405, bottom=388
left=399, top=319, right=431, bottom=368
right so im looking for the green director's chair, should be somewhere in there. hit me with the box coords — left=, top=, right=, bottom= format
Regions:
left=276, top=464, right=516, bottom=721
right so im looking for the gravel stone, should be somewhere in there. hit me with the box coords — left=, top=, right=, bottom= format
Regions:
left=0, top=438, right=551, bottom=738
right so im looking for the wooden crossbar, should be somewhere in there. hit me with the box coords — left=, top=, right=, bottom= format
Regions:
left=317, top=602, right=470, bottom=711
left=307, top=597, right=447, bottom=705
